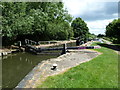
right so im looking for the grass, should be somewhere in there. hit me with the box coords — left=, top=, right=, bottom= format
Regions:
left=37, top=42, right=118, bottom=88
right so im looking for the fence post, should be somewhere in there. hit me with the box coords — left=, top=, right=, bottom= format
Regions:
left=48, top=41, right=50, bottom=44
left=25, top=39, right=27, bottom=44
left=61, top=43, right=67, bottom=54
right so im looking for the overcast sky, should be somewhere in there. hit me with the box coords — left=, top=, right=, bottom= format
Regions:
left=63, top=0, right=119, bottom=35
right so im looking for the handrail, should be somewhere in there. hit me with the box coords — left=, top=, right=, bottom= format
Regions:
left=25, top=39, right=58, bottom=45
left=25, top=39, right=37, bottom=45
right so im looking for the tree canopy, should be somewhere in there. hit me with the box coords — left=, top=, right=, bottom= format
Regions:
left=88, top=33, right=97, bottom=40
left=71, top=17, right=89, bottom=42
left=105, top=19, right=120, bottom=43
left=1, top=2, right=73, bottom=45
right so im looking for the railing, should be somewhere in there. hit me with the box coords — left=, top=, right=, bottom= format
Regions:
left=25, top=39, right=58, bottom=45
left=38, top=41, right=57, bottom=44
left=25, top=39, right=37, bottom=45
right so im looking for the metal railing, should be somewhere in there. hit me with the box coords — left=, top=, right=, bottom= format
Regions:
left=38, top=41, right=57, bottom=44
left=25, top=39, right=37, bottom=45
left=25, top=39, right=57, bottom=45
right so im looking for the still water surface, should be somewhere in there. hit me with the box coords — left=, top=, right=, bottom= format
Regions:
left=2, top=52, right=59, bottom=88
left=2, top=42, right=76, bottom=88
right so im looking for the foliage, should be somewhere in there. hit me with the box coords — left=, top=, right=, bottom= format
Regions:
left=88, top=33, right=97, bottom=40
left=1, top=2, right=73, bottom=45
left=71, top=17, right=89, bottom=42
left=105, top=19, right=120, bottom=43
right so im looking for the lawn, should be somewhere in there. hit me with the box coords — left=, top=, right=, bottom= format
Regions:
left=37, top=42, right=118, bottom=88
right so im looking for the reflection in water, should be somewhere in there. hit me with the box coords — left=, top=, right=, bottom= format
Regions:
left=2, top=42, right=76, bottom=88
left=2, top=52, right=59, bottom=88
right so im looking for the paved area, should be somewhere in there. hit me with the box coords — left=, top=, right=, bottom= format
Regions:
left=16, top=49, right=101, bottom=88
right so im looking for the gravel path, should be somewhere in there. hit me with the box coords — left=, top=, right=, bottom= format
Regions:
left=16, top=49, right=101, bottom=88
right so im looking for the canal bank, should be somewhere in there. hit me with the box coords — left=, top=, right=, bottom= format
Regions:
left=0, top=45, right=25, bottom=57
left=0, top=48, right=18, bottom=56
left=2, top=40, right=75, bottom=88
left=2, top=41, right=95, bottom=88
left=16, top=49, right=101, bottom=88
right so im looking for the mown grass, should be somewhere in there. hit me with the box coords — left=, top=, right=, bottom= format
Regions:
left=37, top=42, right=118, bottom=88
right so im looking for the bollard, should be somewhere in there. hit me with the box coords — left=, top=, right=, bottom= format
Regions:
left=51, top=63, right=57, bottom=70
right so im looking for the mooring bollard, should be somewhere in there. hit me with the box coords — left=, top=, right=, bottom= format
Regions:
left=51, top=63, right=57, bottom=70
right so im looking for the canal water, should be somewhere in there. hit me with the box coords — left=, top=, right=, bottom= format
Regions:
left=2, top=42, right=76, bottom=88
left=2, top=52, right=60, bottom=88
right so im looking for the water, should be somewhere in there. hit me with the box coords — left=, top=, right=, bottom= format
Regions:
left=2, top=42, right=76, bottom=88
left=2, top=52, right=59, bottom=88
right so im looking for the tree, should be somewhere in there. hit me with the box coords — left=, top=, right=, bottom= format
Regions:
left=88, top=33, right=96, bottom=40
left=29, top=2, right=73, bottom=41
left=2, top=2, right=74, bottom=45
left=2, top=2, right=34, bottom=45
left=106, top=19, right=120, bottom=43
left=71, top=17, right=89, bottom=42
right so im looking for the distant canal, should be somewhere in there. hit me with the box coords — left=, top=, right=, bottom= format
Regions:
left=2, top=42, right=76, bottom=88
left=2, top=52, right=59, bottom=88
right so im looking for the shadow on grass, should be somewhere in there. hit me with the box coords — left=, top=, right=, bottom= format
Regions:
left=96, top=43, right=120, bottom=51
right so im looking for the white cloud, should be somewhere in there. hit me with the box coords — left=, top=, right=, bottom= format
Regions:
left=63, top=0, right=88, bottom=16
left=62, top=0, right=118, bottom=35
left=86, top=19, right=115, bottom=35
left=63, top=0, right=118, bottom=16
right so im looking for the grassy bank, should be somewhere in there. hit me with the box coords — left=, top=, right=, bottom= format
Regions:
left=37, top=42, right=118, bottom=88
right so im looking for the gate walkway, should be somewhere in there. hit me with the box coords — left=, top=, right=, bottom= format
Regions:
left=24, top=39, right=100, bottom=55
left=25, top=39, right=76, bottom=48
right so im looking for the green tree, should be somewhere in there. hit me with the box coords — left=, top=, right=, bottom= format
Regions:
left=88, top=33, right=96, bottom=40
left=2, top=2, right=74, bottom=45
left=27, top=2, right=73, bottom=41
left=2, top=2, right=34, bottom=45
left=106, top=19, right=120, bottom=43
left=71, top=17, right=89, bottom=42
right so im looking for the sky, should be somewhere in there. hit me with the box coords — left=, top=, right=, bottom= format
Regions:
left=62, top=0, right=119, bottom=35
